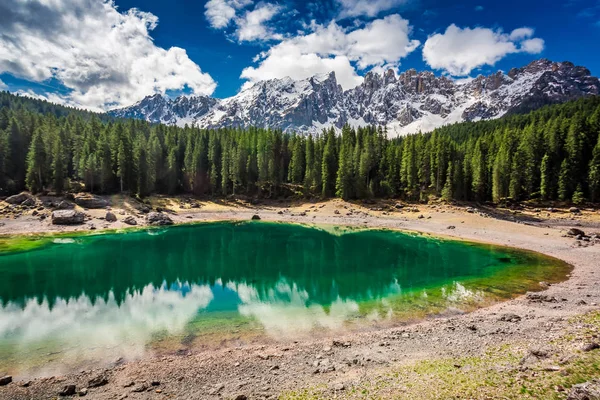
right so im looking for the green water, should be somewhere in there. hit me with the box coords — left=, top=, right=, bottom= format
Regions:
left=0, top=221, right=570, bottom=378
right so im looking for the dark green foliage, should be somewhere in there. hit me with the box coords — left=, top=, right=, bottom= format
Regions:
left=1, top=91, right=599, bottom=203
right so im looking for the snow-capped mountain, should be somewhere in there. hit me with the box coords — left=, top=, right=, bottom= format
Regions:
left=109, top=59, right=600, bottom=136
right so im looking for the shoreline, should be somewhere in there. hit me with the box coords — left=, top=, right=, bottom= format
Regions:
left=1, top=196, right=600, bottom=399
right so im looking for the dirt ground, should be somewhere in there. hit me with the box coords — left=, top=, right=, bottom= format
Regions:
left=0, top=195, right=600, bottom=399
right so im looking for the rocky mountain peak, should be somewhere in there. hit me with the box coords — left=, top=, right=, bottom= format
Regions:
left=109, top=59, right=600, bottom=136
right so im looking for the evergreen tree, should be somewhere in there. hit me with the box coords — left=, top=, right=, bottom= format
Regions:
left=25, top=128, right=46, bottom=193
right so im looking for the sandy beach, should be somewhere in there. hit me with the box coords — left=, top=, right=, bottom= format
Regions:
left=1, top=195, right=600, bottom=399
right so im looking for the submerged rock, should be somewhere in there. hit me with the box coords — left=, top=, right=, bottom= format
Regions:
left=74, top=194, right=108, bottom=209
left=52, top=210, right=85, bottom=225
left=146, top=212, right=173, bottom=226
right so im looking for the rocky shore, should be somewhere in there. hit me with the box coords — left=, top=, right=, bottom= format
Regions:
left=0, top=194, right=600, bottom=399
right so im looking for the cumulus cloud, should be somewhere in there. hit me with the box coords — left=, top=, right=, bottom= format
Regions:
left=0, top=0, right=216, bottom=111
left=336, top=0, right=409, bottom=18
left=241, top=14, right=420, bottom=90
left=422, top=24, right=545, bottom=76
left=235, top=3, right=282, bottom=42
left=204, top=0, right=252, bottom=29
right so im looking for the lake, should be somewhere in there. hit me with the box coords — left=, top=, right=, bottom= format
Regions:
left=0, top=221, right=570, bottom=378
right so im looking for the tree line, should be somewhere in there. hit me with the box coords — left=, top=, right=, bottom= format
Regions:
left=1, top=91, right=600, bottom=204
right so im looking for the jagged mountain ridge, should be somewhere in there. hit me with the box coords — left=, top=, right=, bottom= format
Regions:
left=109, top=59, right=600, bottom=136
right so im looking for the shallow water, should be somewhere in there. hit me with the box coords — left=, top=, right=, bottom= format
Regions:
left=0, top=221, right=570, bottom=377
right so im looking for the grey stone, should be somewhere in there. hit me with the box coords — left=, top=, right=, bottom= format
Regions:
left=105, top=212, right=117, bottom=223
left=74, top=194, right=108, bottom=209
left=0, top=376, right=12, bottom=386
left=5, top=192, right=33, bottom=205
left=52, top=210, right=85, bottom=225
left=59, top=385, right=77, bottom=396
left=146, top=212, right=173, bottom=226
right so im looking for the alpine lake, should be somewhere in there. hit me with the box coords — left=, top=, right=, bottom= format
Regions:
left=0, top=221, right=571, bottom=378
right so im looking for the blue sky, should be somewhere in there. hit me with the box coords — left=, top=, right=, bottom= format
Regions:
left=0, top=0, right=598, bottom=110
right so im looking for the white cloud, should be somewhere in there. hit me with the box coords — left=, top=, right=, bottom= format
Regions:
left=241, top=14, right=419, bottom=90
left=235, top=3, right=282, bottom=42
left=204, top=0, right=252, bottom=29
left=0, top=79, right=7, bottom=91
left=509, top=27, right=534, bottom=41
left=0, top=0, right=216, bottom=111
left=337, top=0, right=408, bottom=18
left=422, top=24, right=545, bottom=76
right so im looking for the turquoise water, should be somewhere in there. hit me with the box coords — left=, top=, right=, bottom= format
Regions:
left=0, top=222, right=569, bottom=377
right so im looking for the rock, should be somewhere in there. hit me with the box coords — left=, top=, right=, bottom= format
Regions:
left=251, top=215, right=261, bottom=221
left=123, top=216, right=137, bottom=226
left=131, top=383, right=148, bottom=393
left=466, top=207, right=476, bottom=213
left=78, top=388, right=88, bottom=396
left=394, top=203, right=404, bottom=209
left=139, top=205, right=151, bottom=214
left=146, top=212, right=173, bottom=226
left=568, top=228, right=586, bottom=237
left=123, top=382, right=135, bottom=388
left=5, top=192, right=33, bottom=205
left=582, top=342, right=600, bottom=352
left=105, top=212, right=117, bottom=223
left=22, top=197, right=36, bottom=207
left=74, top=194, right=108, bottom=209
left=498, top=313, right=521, bottom=322
left=234, top=395, right=248, bottom=400
left=55, top=200, right=75, bottom=210
left=52, top=210, right=85, bottom=225
left=209, top=383, right=225, bottom=395
left=526, top=292, right=558, bottom=303
left=447, top=225, right=456, bottom=230
left=88, top=374, right=108, bottom=388
left=570, top=207, right=581, bottom=214
left=0, top=376, right=12, bottom=386
left=334, top=210, right=340, bottom=215
left=332, top=383, right=345, bottom=391
left=151, top=381, right=160, bottom=386
left=59, top=385, right=77, bottom=396
left=567, top=380, right=600, bottom=400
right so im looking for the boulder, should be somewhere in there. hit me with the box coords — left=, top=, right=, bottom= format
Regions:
left=146, top=212, right=173, bottom=226
left=251, top=215, right=261, bottom=220
left=568, top=228, right=586, bottom=237
left=88, top=374, right=108, bottom=388
left=5, top=192, right=33, bottom=205
left=570, top=207, right=581, bottom=214
left=123, top=216, right=137, bottom=226
left=74, top=194, right=108, bottom=209
left=55, top=200, right=75, bottom=210
left=567, top=380, right=600, bottom=400
left=59, top=385, right=77, bottom=396
left=0, top=376, right=12, bottom=386
left=52, top=210, right=85, bottom=225
left=105, top=212, right=117, bottom=223
left=21, top=197, right=36, bottom=207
